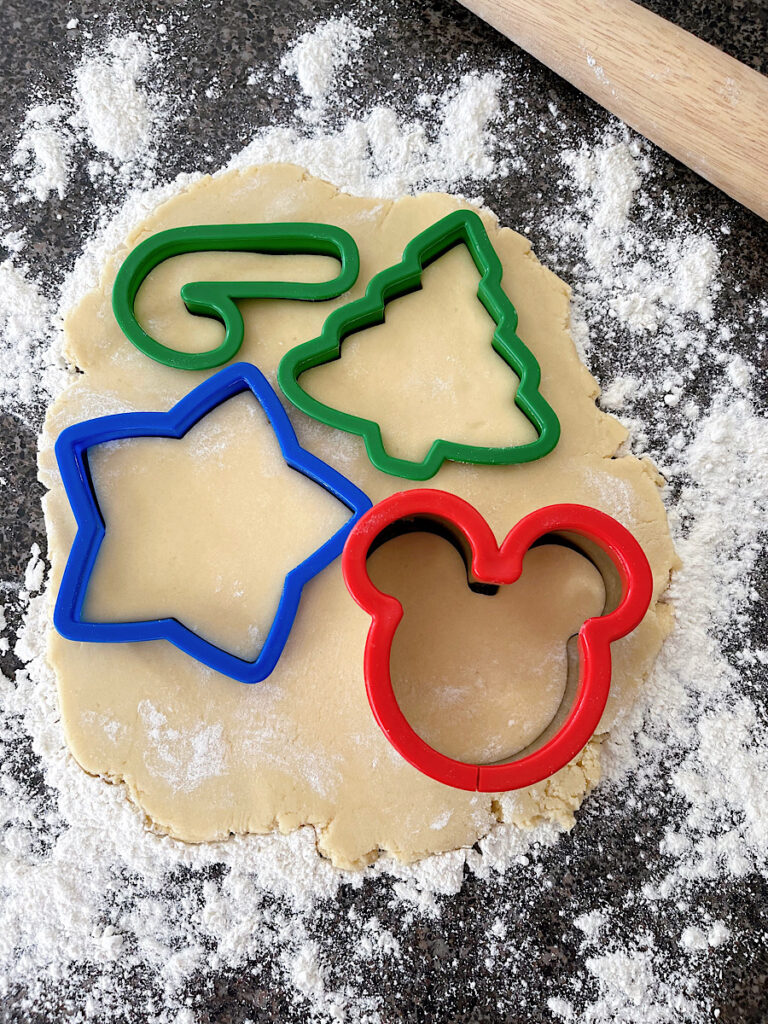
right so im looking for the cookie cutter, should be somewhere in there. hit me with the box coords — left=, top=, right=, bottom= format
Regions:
left=112, top=222, right=360, bottom=371
left=278, top=209, right=560, bottom=480
left=54, top=362, right=372, bottom=683
left=342, top=490, right=653, bottom=791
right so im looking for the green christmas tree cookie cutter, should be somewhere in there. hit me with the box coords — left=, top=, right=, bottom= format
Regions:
left=112, top=222, right=360, bottom=371
left=277, top=208, right=561, bottom=481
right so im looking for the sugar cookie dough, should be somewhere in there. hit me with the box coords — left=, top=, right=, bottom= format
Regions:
left=41, top=164, right=678, bottom=869
left=371, top=536, right=607, bottom=764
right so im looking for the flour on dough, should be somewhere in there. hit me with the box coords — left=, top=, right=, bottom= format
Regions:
left=41, top=164, right=678, bottom=869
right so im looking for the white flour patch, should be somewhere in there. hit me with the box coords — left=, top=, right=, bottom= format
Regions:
left=12, top=103, right=73, bottom=203
left=0, top=260, right=66, bottom=416
left=281, top=16, right=371, bottom=121
left=72, top=34, right=157, bottom=164
left=5, top=32, right=162, bottom=214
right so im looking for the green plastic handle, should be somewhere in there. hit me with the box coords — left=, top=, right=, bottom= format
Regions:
left=112, top=223, right=360, bottom=371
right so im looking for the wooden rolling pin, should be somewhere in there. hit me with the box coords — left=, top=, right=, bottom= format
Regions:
left=457, top=0, right=768, bottom=222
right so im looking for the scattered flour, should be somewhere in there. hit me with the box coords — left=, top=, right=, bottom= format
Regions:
left=554, top=136, right=721, bottom=344
left=12, top=103, right=73, bottom=203
left=138, top=700, right=229, bottom=794
left=23, top=543, right=45, bottom=595
left=574, top=909, right=607, bottom=944
left=0, top=260, right=64, bottom=413
left=680, top=922, right=730, bottom=951
left=581, top=949, right=702, bottom=1022
left=0, top=10, right=765, bottom=1024
left=281, top=16, right=371, bottom=121
left=72, top=34, right=157, bottom=164
left=4, top=33, right=159, bottom=217
left=230, top=71, right=504, bottom=198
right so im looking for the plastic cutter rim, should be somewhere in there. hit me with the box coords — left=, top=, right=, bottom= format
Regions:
left=341, top=490, right=654, bottom=791
left=53, top=361, right=372, bottom=683
left=278, top=208, right=561, bottom=481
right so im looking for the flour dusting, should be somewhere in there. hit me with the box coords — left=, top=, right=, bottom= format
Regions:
left=73, top=34, right=157, bottom=164
left=0, top=8, right=765, bottom=1024
left=281, top=16, right=371, bottom=121
left=12, top=103, right=73, bottom=203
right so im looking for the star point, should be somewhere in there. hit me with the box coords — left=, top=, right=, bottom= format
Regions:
left=54, top=362, right=372, bottom=683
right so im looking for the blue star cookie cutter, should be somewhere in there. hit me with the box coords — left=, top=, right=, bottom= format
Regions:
left=53, top=362, right=372, bottom=683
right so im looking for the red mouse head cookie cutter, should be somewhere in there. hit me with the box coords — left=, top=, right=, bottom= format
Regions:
left=342, top=490, right=654, bottom=792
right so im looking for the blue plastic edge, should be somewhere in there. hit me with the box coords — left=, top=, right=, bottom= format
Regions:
left=53, top=361, right=372, bottom=683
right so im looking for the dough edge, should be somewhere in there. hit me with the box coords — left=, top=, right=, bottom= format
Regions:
left=40, top=163, right=680, bottom=870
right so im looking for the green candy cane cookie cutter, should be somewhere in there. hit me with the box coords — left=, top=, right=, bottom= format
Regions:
left=112, top=222, right=360, bottom=372
left=277, top=209, right=561, bottom=481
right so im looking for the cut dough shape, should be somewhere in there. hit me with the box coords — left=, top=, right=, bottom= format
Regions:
left=369, top=534, right=606, bottom=764
left=299, top=243, right=539, bottom=461
left=85, top=392, right=350, bottom=660
left=41, top=163, right=678, bottom=869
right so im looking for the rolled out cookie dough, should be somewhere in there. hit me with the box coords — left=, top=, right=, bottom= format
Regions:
left=41, top=163, right=678, bottom=869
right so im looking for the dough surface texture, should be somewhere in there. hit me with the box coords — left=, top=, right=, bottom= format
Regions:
left=42, top=164, right=677, bottom=869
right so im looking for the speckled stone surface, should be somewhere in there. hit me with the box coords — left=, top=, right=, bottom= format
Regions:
left=0, top=1, right=767, bottom=1021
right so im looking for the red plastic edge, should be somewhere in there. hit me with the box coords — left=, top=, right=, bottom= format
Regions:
left=341, top=490, right=654, bottom=793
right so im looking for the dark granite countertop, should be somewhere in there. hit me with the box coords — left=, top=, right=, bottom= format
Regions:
left=0, top=1, right=766, bottom=1021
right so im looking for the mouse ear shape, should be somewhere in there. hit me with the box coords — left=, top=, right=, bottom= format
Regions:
left=278, top=209, right=561, bottom=481
left=112, top=222, right=360, bottom=371
left=361, top=524, right=610, bottom=769
left=342, top=490, right=653, bottom=791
